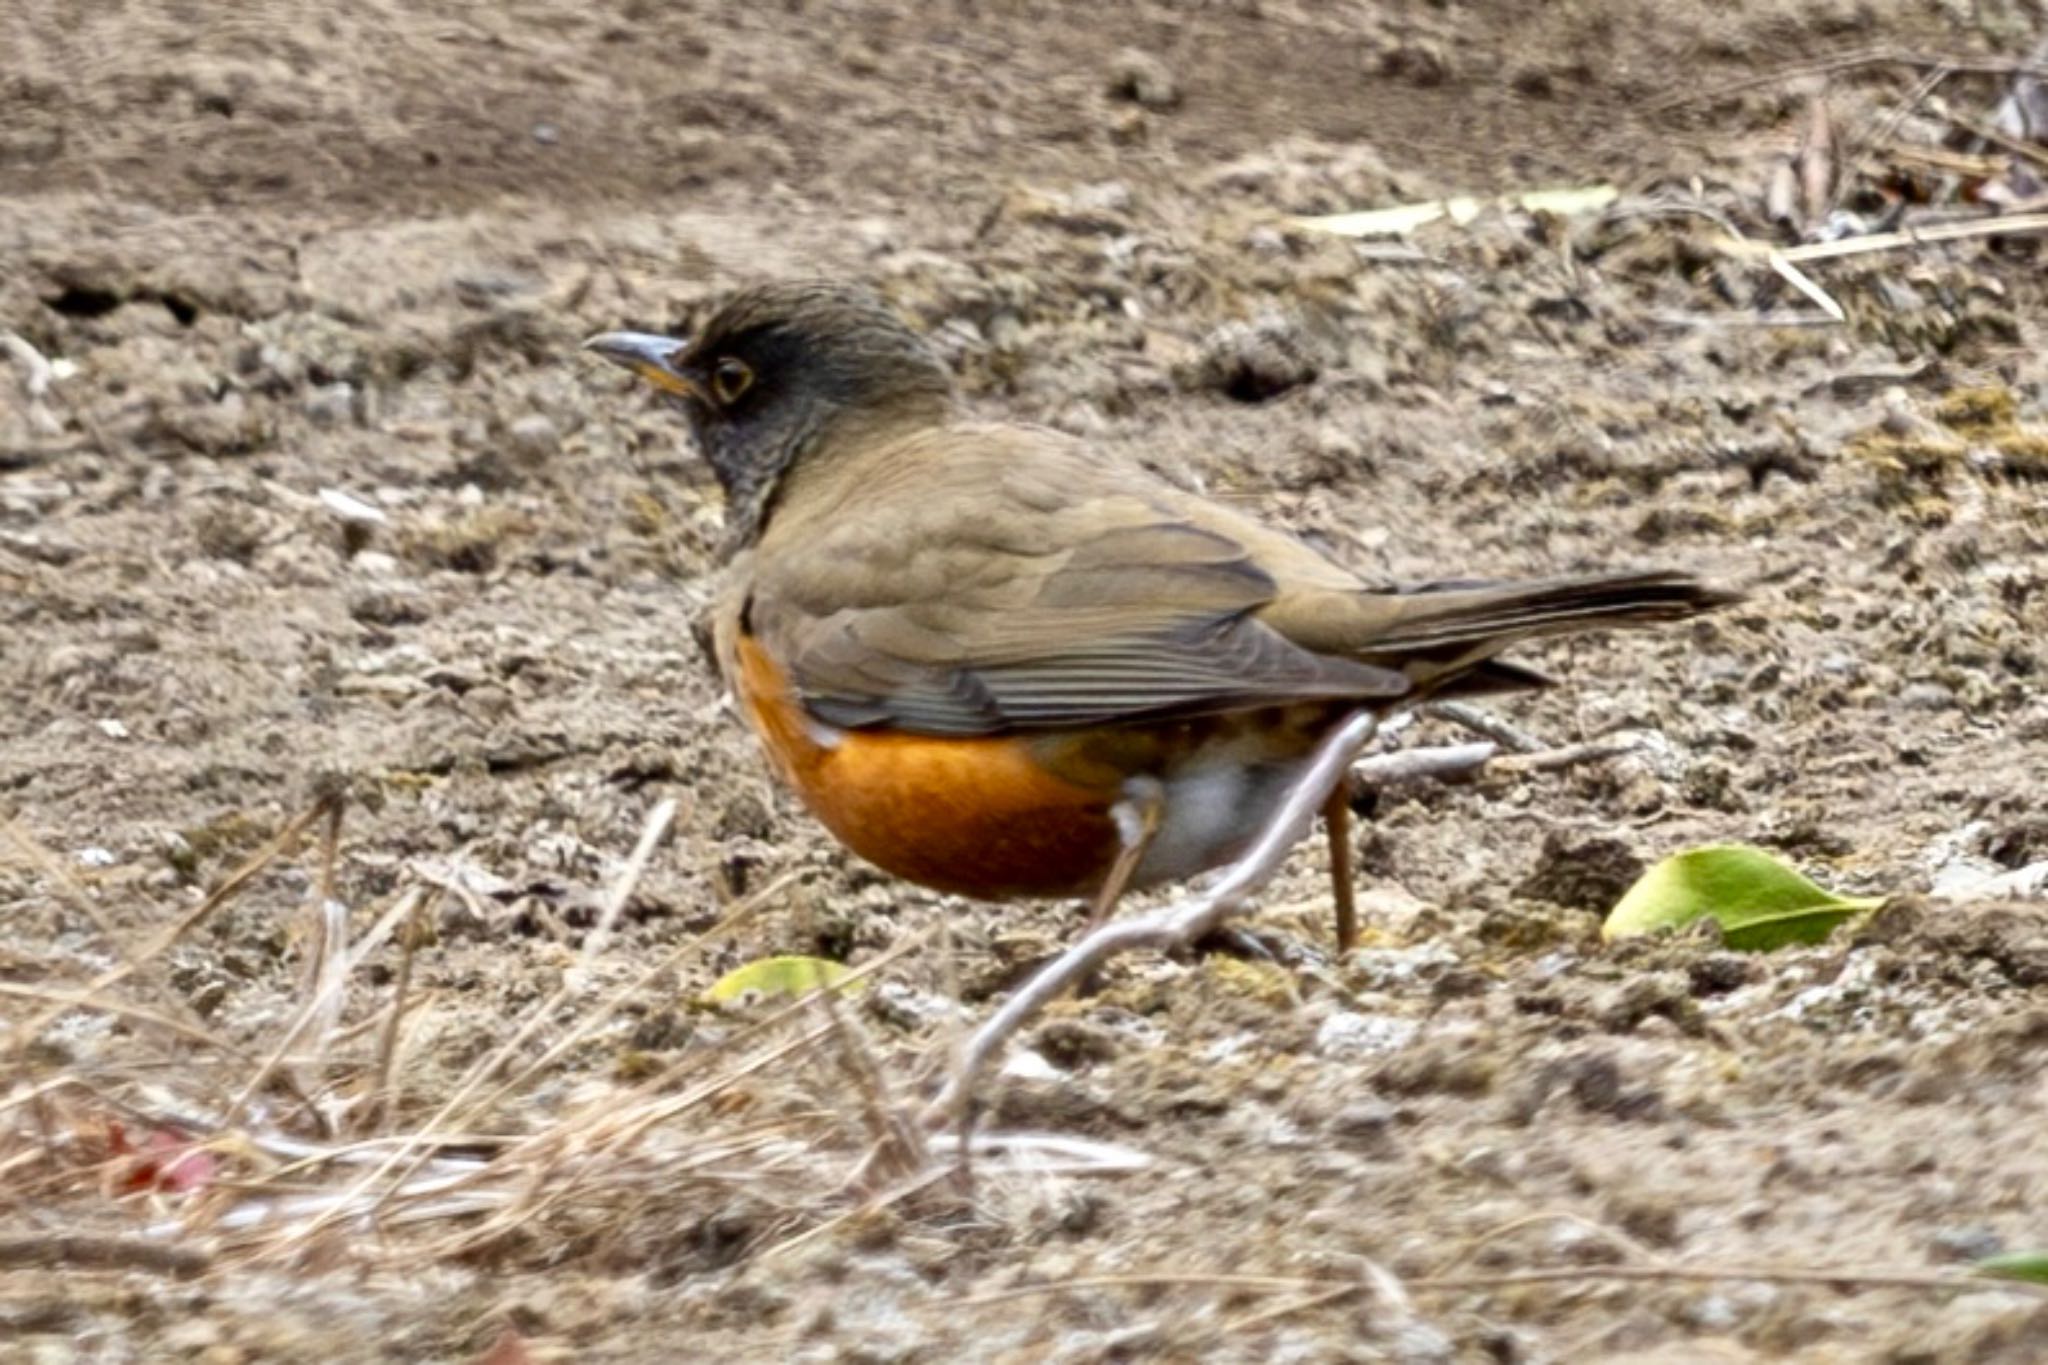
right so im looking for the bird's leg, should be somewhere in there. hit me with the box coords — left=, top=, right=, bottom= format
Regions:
left=1324, top=774, right=1359, bottom=953
left=1085, top=780, right=1164, bottom=931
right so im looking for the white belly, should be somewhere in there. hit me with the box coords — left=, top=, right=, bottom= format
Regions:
left=1130, top=754, right=1317, bottom=888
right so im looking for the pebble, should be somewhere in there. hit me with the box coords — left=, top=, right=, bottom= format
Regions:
left=1329, top=1099, right=1401, bottom=1153
left=303, top=381, right=356, bottom=426
left=1315, top=1010, right=1420, bottom=1058
left=1106, top=49, right=1179, bottom=111
left=506, top=412, right=561, bottom=464
left=1928, top=1225, right=2005, bottom=1262
left=1899, top=681, right=1956, bottom=711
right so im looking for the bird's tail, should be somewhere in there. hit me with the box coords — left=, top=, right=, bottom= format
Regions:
left=1360, top=570, right=1741, bottom=697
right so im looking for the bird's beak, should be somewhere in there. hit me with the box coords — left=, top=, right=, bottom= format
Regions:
left=582, top=330, right=703, bottom=400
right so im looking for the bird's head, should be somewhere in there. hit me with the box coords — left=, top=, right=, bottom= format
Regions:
left=585, top=281, right=954, bottom=553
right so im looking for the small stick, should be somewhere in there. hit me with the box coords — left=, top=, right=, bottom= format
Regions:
left=5, top=796, right=336, bottom=1054
left=1323, top=778, right=1358, bottom=953
left=363, top=889, right=430, bottom=1132
left=1717, top=211, right=2048, bottom=263
left=1936, top=105, right=2048, bottom=175
left=1768, top=252, right=1847, bottom=323
left=925, top=711, right=1380, bottom=1127
left=1648, top=49, right=2048, bottom=114
left=817, top=979, right=927, bottom=1190
left=1353, top=741, right=1498, bottom=788
left=0, top=331, right=55, bottom=398
left=1422, top=701, right=1545, bottom=754
left=0, top=1236, right=211, bottom=1280
left=1221, top=1257, right=1413, bottom=1336
left=226, top=799, right=351, bottom=1132
left=571, top=796, right=677, bottom=972
left=1432, top=1210, right=1663, bottom=1277
left=958, top=1262, right=2047, bottom=1308
left=1491, top=737, right=1642, bottom=775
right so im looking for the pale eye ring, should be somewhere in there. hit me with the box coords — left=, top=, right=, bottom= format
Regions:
left=712, top=357, right=753, bottom=405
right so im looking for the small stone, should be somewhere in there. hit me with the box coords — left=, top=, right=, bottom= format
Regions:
left=1688, top=952, right=1754, bottom=996
left=1329, top=1099, right=1400, bottom=1153
left=1033, top=1017, right=1120, bottom=1070
left=438, top=895, right=493, bottom=941
left=1243, top=224, right=1289, bottom=256
left=1928, top=1225, right=2005, bottom=1263
left=348, top=587, right=429, bottom=627
left=1315, top=1010, right=1420, bottom=1058
left=1107, top=49, right=1179, bottom=111
left=506, top=412, right=561, bottom=465
left=714, top=792, right=775, bottom=843
left=304, top=381, right=357, bottom=426
left=1900, top=682, right=1956, bottom=711
left=999, top=1047, right=1067, bottom=1083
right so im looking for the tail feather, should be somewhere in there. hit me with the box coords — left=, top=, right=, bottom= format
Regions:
left=1366, top=571, right=1740, bottom=656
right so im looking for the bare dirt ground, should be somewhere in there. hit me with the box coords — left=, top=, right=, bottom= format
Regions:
left=4, top=0, right=2047, bottom=1360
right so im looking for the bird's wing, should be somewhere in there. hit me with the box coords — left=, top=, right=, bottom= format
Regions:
left=745, top=427, right=1410, bottom=736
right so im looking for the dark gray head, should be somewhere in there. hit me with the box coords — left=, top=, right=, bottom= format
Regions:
left=585, top=281, right=954, bottom=553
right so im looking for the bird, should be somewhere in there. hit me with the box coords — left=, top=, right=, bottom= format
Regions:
left=585, top=281, right=1736, bottom=952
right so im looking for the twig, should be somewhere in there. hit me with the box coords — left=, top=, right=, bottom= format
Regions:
left=817, top=972, right=928, bottom=1191
left=1648, top=311, right=1842, bottom=331
left=0, top=1236, right=211, bottom=1280
left=1649, top=48, right=2048, bottom=113
left=1935, top=105, right=2048, bottom=176
left=570, top=796, right=677, bottom=973
left=924, top=711, right=1380, bottom=1127
left=1767, top=252, right=1846, bottom=323
left=1219, top=1283, right=1361, bottom=1333
left=1721, top=211, right=2048, bottom=263
left=5, top=796, right=336, bottom=1055
left=1491, top=737, right=1644, bottom=775
left=363, top=889, right=430, bottom=1131
left=225, top=801, right=351, bottom=1132
left=1353, top=741, right=1498, bottom=787
left=1421, top=701, right=1545, bottom=754
left=1221, top=1258, right=1412, bottom=1336
left=924, top=1129, right=1153, bottom=1174
left=1432, top=1210, right=1663, bottom=1277
left=959, top=1262, right=2048, bottom=1308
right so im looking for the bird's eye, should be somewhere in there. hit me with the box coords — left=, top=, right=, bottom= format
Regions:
left=711, top=357, right=754, bottom=406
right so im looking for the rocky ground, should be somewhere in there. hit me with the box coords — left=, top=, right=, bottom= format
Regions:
left=3, top=0, right=2047, bottom=1360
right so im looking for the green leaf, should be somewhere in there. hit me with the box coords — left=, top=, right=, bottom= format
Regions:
left=1601, top=844, right=1885, bottom=951
left=701, top=955, right=859, bottom=1006
left=1976, top=1251, right=2048, bottom=1284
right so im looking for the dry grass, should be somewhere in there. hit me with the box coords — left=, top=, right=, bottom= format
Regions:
left=0, top=791, right=1146, bottom=1284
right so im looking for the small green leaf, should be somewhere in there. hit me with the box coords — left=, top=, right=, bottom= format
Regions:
left=701, top=955, right=859, bottom=1006
left=1601, top=844, right=1885, bottom=951
left=1976, top=1251, right=2048, bottom=1284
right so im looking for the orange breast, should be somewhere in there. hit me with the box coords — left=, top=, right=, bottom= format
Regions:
left=732, top=636, right=1122, bottom=899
